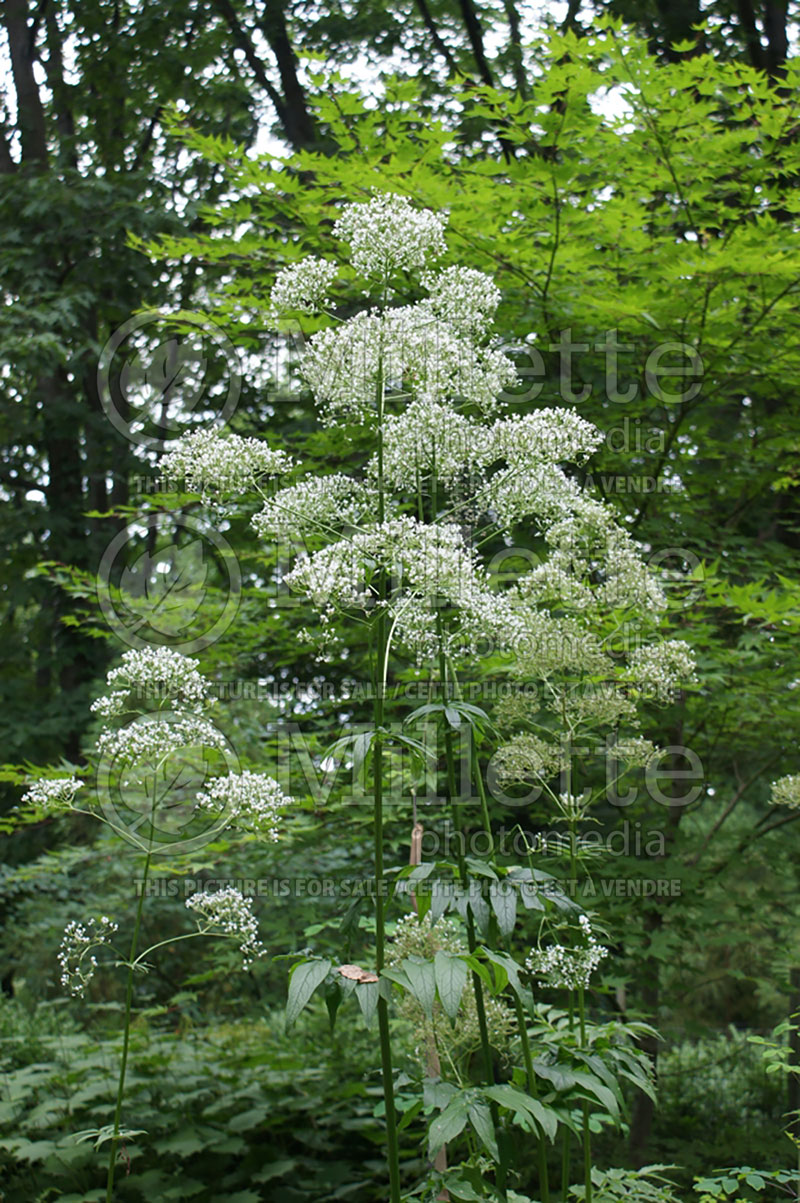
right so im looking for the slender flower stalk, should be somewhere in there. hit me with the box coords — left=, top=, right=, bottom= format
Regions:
left=468, top=735, right=551, bottom=1203
left=373, top=345, right=403, bottom=1203
left=438, top=623, right=506, bottom=1196
left=106, top=784, right=156, bottom=1201
left=579, top=985, right=592, bottom=1203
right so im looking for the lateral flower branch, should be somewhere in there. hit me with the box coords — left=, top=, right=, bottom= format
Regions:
left=21, top=646, right=291, bottom=1201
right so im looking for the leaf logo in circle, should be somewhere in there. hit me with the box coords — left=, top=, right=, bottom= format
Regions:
left=119, top=541, right=209, bottom=636
left=119, top=337, right=208, bottom=411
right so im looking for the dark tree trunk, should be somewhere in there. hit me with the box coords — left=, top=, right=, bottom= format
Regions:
left=3, top=0, right=48, bottom=166
left=259, top=0, right=318, bottom=149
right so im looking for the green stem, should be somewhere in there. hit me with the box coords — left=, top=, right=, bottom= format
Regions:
left=561, top=1128, right=570, bottom=1203
left=106, top=849, right=152, bottom=1201
left=373, top=332, right=401, bottom=1203
left=515, top=995, right=551, bottom=1203
left=438, top=637, right=506, bottom=1197
left=132, top=929, right=213, bottom=966
left=579, top=986, right=592, bottom=1203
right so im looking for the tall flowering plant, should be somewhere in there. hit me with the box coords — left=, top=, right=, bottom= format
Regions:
left=157, top=194, right=695, bottom=1201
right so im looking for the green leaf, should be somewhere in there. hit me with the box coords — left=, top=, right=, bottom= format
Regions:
left=434, top=951, right=468, bottom=1022
left=428, top=1096, right=469, bottom=1157
left=285, top=958, right=331, bottom=1029
left=490, top=882, right=517, bottom=937
left=468, top=1102, right=499, bottom=1160
left=571, top=1071, right=620, bottom=1119
left=483, top=1084, right=558, bottom=1142
left=354, top=979, right=379, bottom=1027
left=402, top=957, right=436, bottom=1021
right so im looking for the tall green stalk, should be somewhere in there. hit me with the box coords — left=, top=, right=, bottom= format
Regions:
left=578, top=986, right=592, bottom=1203
left=106, top=783, right=156, bottom=1201
left=470, top=739, right=550, bottom=1203
left=373, top=345, right=402, bottom=1203
left=438, top=637, right=506, bottom=1197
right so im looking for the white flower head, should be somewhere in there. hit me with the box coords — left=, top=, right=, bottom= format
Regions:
left=58, top=915, right=119, bottom=997
left=491, top=735, right=566, bottom=788
left=628, top=639, right=696, bottom=700
left=491, top=408, right=603, bottom=467
left=186, top=887, right=265, bottom=968
left=303, top=306, right=516, bottom=423
left=270, top=256, right=338, bottom=315
left=611, top=736, right=659, bottom=769
left=22, top=776, right=82, bottom=812
left=90, top=648, right=211, bottom=720
left=333, top=193, right=447, bottom=277
left=196, top=770, right=290, bottom=840
left=252, top=473, right=370, bottom=540
left=376, top=399, right=493, bottom=490
left=96, top=712, right=228, bottom=768
left=160, top=429, right=291, bottom=498
left=422, top=266, right=501, bottom=335
left=771, top=774, right=800, bottom=810
left=526, top=914, right=608, bottom=991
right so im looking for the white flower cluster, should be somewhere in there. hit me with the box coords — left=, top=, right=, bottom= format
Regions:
left=333, top=192, right=447, bottom=277
left=389, top=911, right=515, bottom=1061
left=491, top=734, right=566, bottom=788
left=96, top=712, right=227, bottom=768
left=391, top=910, right=465, bottom=959
left=286, top=516, right=479, bottom=610
left=160, top=428, right=291, bottom=498
left=422, top=266, right=500, bottom=335
left=610, top=736, right=658, bottom=768
left=303, top=305, right=517, bottom=422
left=185, top=887, right=265, bottom=968
left=492, top=409, right=603, bottom=467
left=771, top=774, right=800, bottom=810
left=549, top=682, right=637, bottom=729
left=270, top=257, right=338, bottom=314
left=504, top=609, right=611, bottom=677
left=554, top=790, right=592, bottom=823
left=285, top=515, right=504, bottom=660
left=526, top=914, right=608, bottom=991
left=482, top=463, right=587, bottom=532
left=91, top=647, right=211, bottom=719
left=377, top=399, right=492, bottom=489
left=21, top=776, right=82, bottom=812
left=196, top=770, right=289, bottom=840
left=252, top=473, right=370, bottom=539
left=57, top=915, right=119, bottom=997
left=628, top=639, right=696, bottom=699
left=513, top=505, right=666, bottom=616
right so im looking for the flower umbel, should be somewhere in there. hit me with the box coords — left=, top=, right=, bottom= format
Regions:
left=526, top=914, right=608, bottom=990
left=161, top=428, right=291, bottom=499
left=58, top=916, right=119, bottom=997
left=90, top=648, right=212, bottom=720
left=96, top=713, right=228, bottom=768
left=270, top=256, right=338, bottom=314
left=333, top=193, right=447, bottom=277
left=771, top=774, right=800, bottom=810
left=21, top=776, right=82, bottom=812
left=185, top=887, right=265, bottom=968
left=196, top=770, right=290, bottom=840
